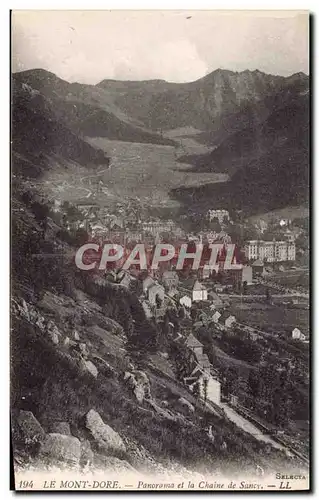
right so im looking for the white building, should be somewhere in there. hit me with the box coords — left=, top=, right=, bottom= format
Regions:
left=245, top=240, right=296, bottom=263
left=192, top=281, right=208, bottom=302
left=180, top=295, right=192, bottom=308
left=207, top=209, right=230, bottom=224
left=292, top=328, right=306, bottom=341
left=211, top=311, right=222, bottom=323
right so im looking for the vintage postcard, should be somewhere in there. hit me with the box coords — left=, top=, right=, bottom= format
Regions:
left=11, top=10, right=310, bottom=491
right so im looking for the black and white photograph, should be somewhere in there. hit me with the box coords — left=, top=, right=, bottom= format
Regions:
left=10, top=9, right=310, bottom=491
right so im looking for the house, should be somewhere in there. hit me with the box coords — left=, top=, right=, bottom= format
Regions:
left=292, top=328, right=306, bottom=341
left=110, top=217, right=124, bottom=230
left=210, top=291, right=223, bottom=308
left=180, top=295, right=192, bottom=309
left=242, top=265, right=253, bottom=285
left=211, top=311, right=222, bottom=324
left=117, top=271, right=134, bottom=288
left=142, top=276, right=155, bottom=294
left=148, top=283, right=165, bottom=307
left=225, top=315, right=236, bottom=329
left=250, top=332, right=260, bottom=342
left=196, top=353, right=211, bottom=372
left=192, top=280, right=208, bottom=302
left=252, top=259, right=264, bottom=278
left=199, top=267, right=211, bottom=280
left=219, top=313, right=236, bottom=329
left=186, top=333, right=204, bottom=358
left=162, top=270, right=179, bottom=291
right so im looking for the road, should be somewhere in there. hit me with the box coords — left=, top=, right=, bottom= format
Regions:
left=220, top=404, right=286, bottom=451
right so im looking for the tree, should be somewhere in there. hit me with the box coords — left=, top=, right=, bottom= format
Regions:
left=192, top=381, right=200, bottom=400
left=222, top=367, right=239, bottom=399
left=247, top=369, right=260, bottom=409
left=203, top=377, right=208, bottom=405
left=265, top=288, right=271, bottom=303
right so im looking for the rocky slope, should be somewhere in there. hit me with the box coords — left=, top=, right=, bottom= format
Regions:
left=11, top=188, right=302, bottom=479
left=97, top=69, right=307, bottom=141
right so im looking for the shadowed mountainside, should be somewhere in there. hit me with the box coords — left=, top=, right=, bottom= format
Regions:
left=13, top=69, right=175, bottom=147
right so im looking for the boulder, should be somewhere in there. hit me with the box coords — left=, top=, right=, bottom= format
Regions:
left=146, top=400, right=176, bottom=421
left=49, top=331, right=59, bottom=345
left=73, top=329, right=80, bottom=341
left=38, top=433, right=81, bottom=466
left=16, top=410, right=45, bottom=444
left=85, top=409, right=126, bottom=455
left=47, top=322, right=61, bottom=345
left=124, top=371, right=151, bottom=403
left=35, top=315, right=46, bottom=331
left=78, top=343, right=89, bottom=357
left=84, top=360, right=98, bottom=378
left=49, top=422, right=71, bottom=435
left=178, top=397, right=195, bottom=413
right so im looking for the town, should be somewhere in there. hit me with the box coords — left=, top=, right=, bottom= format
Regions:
left=41, top=193, right=309, bottom=462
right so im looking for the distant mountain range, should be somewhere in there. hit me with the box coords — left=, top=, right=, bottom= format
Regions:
left=171, top=73, right=309, bottom=214
left=12, top=67, right=309, bottom=214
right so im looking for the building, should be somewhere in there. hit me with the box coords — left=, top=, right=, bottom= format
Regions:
left=292, top=328, right=306, bottom=341
left=142, top=219, right=176, bottom=235
left=186, top=333, right=204, bottom=359
left=211, top=311, right=222, bottom=324
left=252, top=259, right=265, bottom=278
left=219, top=313, right=236, bottom=329
left=210, top=291, right=224, bottom=308
left=162, top=270, right=179, bottom=291
left=148, top=283, right=165, bottom=307
left=192, top=281, right=208, bottom=302
left=207, top=209, right=230, bottom=224
left=245, top=239, right=296, bottom=263
left=142, top=276, right=155, bottom=294
left=116, top=271, right=134, bottom=288
left=179, top=295, right=192, bottom=308
left=242, top=265, right=253, bottom=285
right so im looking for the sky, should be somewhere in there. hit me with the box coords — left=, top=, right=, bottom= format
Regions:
left=12, top=10, right=309, bottom=84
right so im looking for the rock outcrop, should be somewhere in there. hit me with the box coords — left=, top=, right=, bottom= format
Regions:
left=38, top=433, right=81, bottom=466
left=177, top=397, right=195, bottom=413
left=16, top=410, right=45, bottom=445
left=124, top=370, right=151, bottom=403
left=83, top=360, right=98, bottom=378
left=85, top=409, right=126, bottom=455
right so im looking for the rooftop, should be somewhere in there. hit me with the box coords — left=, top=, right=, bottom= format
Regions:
left=186, top=333, right=204, bottom=349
